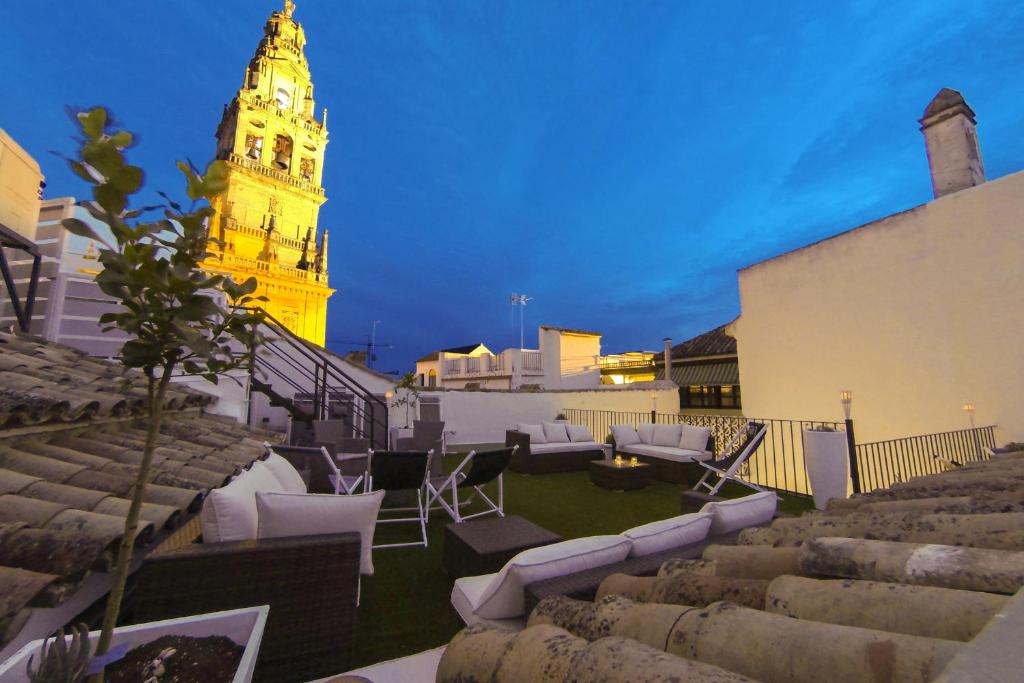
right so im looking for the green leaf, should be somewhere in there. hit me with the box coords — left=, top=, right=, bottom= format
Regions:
left=109, top=130, right=134, bottom=148
left=110, top=166, right=143, bottom=194
left=61, top=218, right=105, bottom=244
left=78, top=107, right=107, bottom=139
left=69, top=161, right=99, bottom=185
left=94, top=184, right=127, bottom=215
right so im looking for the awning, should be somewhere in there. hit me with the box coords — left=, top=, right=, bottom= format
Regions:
left=655, top=361, right=739, bottom=387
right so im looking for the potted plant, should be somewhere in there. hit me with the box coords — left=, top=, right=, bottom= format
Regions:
left=21, top=107, right=269, bottom=681
left=391, top=371, right=420, bottom=427
left=0, top=607, right=268, bottom=683
left=803, top=424, right=850, bottom=510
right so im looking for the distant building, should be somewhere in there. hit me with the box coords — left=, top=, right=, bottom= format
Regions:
left=652, top=324, right=741, bottom=411
left=0, top=128, right=44, bottom=242
left=736, top=88, right=1023, bottom=442
left=414, top=326, right=603, bottom=390
left=598, top=351, right=657, bottom=384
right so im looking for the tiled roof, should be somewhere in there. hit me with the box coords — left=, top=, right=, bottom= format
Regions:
left=0, top=331, right=279, bottom=648
left=653, top=323, right=736, bottom=362
left=540, top=326, right=602, bottom=337
left=417, top=344, right=486, bottom=363
left=467, top=450, right=1024, bottom=682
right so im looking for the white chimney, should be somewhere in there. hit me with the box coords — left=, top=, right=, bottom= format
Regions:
left=663, top=338, right=672, bottom=383
left=919, top=88, right=985, bottom=199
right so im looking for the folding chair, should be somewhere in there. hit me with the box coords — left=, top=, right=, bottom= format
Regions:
left=692, top=422, right=768, bottom=495
left=266, top=443, right=364, bottom=494
left=426, top=445, right=517, bottom=523
left=365, top=449, right=434, bottom=549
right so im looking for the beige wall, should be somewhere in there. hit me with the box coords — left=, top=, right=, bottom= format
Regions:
left=0, top=129, right=42, bottom=242
left=736, top=170, right=1024, bottom=444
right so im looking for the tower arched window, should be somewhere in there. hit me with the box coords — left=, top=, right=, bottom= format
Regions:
left=272, top=134, right=292, bottom=170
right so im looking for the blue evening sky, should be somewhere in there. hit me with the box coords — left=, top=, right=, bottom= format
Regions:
left=7, top=1, right=1024, bottom=373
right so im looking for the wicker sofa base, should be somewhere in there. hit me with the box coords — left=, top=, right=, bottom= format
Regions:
left=506, top=430, right=606, bottom=474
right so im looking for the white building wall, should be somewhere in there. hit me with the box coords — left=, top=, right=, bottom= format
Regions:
left=410, top=383, right=678, bottom=445
left=557, top=332, right=602, bottom=389
left=735, top=170, right=1024, bottom=444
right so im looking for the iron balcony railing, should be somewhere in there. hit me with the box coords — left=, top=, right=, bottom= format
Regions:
left=522, top=350, right=543, bottom=372
left=854, top=425, right=996, bottom=491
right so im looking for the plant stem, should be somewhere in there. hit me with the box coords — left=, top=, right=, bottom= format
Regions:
left=91, top=364, right=173, bottom=682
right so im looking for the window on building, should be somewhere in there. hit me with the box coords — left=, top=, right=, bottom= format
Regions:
left=428, top=369, right=437, bottom=387
left=681, top=384, right=742, bottom=409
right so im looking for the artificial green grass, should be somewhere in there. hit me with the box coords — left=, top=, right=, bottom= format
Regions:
left=353, top=461, right=812, bottom=668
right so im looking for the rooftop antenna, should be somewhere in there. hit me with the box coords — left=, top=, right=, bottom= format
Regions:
left=510, top=293, right=532, bottom=350
left=369, top=320, right=381, bottom=368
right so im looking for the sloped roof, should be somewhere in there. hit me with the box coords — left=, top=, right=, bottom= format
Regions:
left=653, top=324, right=736, bottom=362
left=0, top=331, right=278, bottom=648
left=540, top=326, right=602, bottom=337
left=417, top=344, right=486, bottom=363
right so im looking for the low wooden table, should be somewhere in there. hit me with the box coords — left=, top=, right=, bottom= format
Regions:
left=443, top=515, right=561, bottom=579
left=589, top=459, right=651, bottom=490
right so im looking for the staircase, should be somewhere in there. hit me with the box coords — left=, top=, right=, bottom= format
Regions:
left=246, top=311, right=388, bottom=448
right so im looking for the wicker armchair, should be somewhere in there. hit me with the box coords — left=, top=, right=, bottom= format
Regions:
left=125, top=532, right=362, bottom=683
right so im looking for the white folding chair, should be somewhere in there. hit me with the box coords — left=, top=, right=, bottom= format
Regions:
left=693, top=422, right=769, bottom=495
left=365, top=449, right=434, bottom=549
left=265, top=442, right=364, bottom=494
left=427, top=446, right=517, bottom=523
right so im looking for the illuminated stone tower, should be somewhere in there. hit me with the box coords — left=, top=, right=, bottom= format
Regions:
left=205, top=0, right=332, bottom=345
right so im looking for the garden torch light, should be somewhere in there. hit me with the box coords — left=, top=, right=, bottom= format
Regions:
left=840, top=390, right=852, bottom=420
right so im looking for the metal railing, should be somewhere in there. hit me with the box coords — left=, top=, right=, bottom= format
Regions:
left=854, top=425, right=996, bottom=491
left=522, top=350, right=543, bottom=372
left=562, top=408, right=841, bottom=496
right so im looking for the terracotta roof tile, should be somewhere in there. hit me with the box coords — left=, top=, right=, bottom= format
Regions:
left=653, top=323, right=737, bottom=362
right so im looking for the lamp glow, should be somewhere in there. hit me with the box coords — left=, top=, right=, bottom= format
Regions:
left=840, top=389, right=852, bottom=420
left=962, top=403, right=974, bottom=414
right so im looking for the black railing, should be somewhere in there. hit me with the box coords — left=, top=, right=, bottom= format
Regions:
left=854, top=425, right=996, bottom=492
left=0, top=222, right=42, bottom=333
left=250, top=311, right=388, bottom=447
left=562, top=408, right=842, bottom=496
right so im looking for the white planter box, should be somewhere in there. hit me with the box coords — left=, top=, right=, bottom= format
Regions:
left=804, top=429, right=850, bottom=510
left=0, top=606, right=268, bottom=683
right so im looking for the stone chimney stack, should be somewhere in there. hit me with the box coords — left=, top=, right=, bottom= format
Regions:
left=919, top=88, right=985, bottom=199
left=663, top=338, right=673, bottom=381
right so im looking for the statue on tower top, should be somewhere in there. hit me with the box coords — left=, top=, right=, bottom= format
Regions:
left=284, top=0, right=296, bottom=18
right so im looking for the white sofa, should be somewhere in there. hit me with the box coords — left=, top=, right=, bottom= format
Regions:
left=506, top=421, right=609, bottom=474
left=611, top=423, right=714, bottom=484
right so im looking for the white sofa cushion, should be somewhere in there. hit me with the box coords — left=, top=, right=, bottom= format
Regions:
left=542, top=421, right=570, bottom=443
left=611, top=424, right=641, bottom=447
left=517, top=423, right=546, bottom=444
left=247, top=461, right=288, bottom=494
left=679, top=425, right=712, bottom=452
left=339, top=646, right=448, bottom=683
left=256, top=490, right=385, bottom=575
left=653, top=424, right=683, bottom=447
left=701, top=491, right=778, bottom=535
left=618, top=443, right=712, bottom=462
left=473, top=535, right=633, bottom=619
left=262, top=452, right=307, bottom=493
left=451, top=574, right=526, bottom=631
left=623, top=512, right=713, bottom=557
left=637, top=424, right=656, bottom=444
left=201, top=470, right=258, bottom=543
left=566, top=424, right=594, bottom=443
left=530, top=441, right=602, bottom=454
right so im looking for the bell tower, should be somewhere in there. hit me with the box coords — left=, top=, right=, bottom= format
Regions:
left=204, top=0, right=333, bottom=345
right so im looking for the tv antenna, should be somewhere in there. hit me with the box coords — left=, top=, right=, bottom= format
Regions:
left=510, top=293, right=533, bottom=350
left=328, top=320, right=393, bottom=368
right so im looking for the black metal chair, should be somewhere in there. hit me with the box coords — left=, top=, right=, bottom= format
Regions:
left=692, top=422, right=768, bottom=495
left=426, top=446, right=517, bottom=523
left=364, top=449, right=434, bottom=548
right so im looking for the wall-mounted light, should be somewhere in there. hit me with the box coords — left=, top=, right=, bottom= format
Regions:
left=840, top=389, right=852, bottom=420
left=385, top=391, right=393, bottom=403
left=963, top=402, right=975, bottom=429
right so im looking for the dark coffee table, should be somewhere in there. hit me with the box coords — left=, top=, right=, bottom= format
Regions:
left=589, top=459, right=651, bottom=490
left=443, top=515, right=561, bottom=579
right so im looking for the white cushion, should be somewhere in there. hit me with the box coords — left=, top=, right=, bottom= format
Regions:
left=610, top=424, right=640, bottom=447
left=451, top=574, right=525, bottom=631
left=617, top=443, right=712, bottom=462
left=262, top=452, right=307, bottom=493
left=623, top=512, right=713, bottom=557
left=256, top=490, right=385, bottom=575
left=542, top=421, right=570, bottom=443
left=701, top=491, right=778, bottom=535
left=201, top=471, right=258, bottom=543
left=246, top=461, right=287, bottom=494
left=679, top=425, right=712, bottom=452
left=339, top=646, right=448, bottom=683
left=653, top=424, right=683, bottom=447
left=637, top=424, right=656, bottom=444
left=566, top=424, right=594, bottom=443
left=517, top=423, right=546, bottom=444
left=473, top=535, right=632, bottom=619
left=530, top=441, right=602, bottom=454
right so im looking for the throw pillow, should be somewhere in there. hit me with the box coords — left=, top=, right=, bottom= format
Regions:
left=542, top=421, right=570, bottom=443
left=610, top=425, right=640, bottom=447
left=566, top=424, right=594, bottom=443
left=701, top=491, right=778, bottom=535
left=201, top=471, right=258, bottom=543
left=679, top=425, right=712, bottom=452
left=256, top=490, right=385, bottom=575
left=473, top=535, right=633, bottom=619
left=623, top=512, right=713, bottom=557
left=517, top=423, right=547, bottom=444
left=262, top=452, right=308, bottom=493
left=247, top=461, right=287, bottom=494
left=636, top=424, right=656, bottom=444
left=653, top=424, right=683, bottom=447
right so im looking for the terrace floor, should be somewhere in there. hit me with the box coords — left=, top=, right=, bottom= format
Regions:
left=355, top=455, right=813, bottom=667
